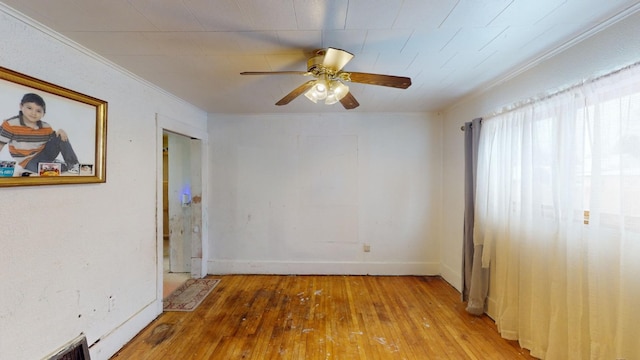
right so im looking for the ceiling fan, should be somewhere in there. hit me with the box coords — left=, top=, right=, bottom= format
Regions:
left=240, top=47, right=412, bottom=110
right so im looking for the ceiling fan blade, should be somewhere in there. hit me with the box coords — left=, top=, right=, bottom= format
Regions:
left=347, top=72, right=412, bottom=89
left=339, top=92, right=359, bottom=110
left=275, top=80, right=316, bottom=106
left=322, top=48, right=354, bottom=72
left=241, top=71, right=308, bottom=75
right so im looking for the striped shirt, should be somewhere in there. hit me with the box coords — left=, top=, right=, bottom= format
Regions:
left=0, top=115, right=54, bottom=167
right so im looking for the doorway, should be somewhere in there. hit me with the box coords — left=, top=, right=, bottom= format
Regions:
left=162, top=132, right=191, bottom=298
left=156, top=114, right=208, bottom=311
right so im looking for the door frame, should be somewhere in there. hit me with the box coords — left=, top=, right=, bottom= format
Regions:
left=155, top=114, right=209, bottom=312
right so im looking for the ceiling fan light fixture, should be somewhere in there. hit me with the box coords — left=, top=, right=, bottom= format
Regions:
left=333, top=81, right=349, bottom=99
left=304, top=90, right=319, bottom=103
left=305, top=79, right=349, bottom=105
left=325, top=81, right=349, bottom=105
left=325, top=93, right=338, bottom=105
left=304, top=80, right=328, bottom=103
left=315, top=82, right=327, bottom=96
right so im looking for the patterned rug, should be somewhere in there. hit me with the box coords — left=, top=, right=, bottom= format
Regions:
left=163, top=278, right=220, bottom=312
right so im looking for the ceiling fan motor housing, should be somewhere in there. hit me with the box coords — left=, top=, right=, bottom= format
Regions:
left=307, top=53, right=325, bottom=74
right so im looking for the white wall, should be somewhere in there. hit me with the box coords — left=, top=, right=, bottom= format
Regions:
left=440, top=9, right=640, bottom=293
left=208, top=112, right=443, bottom=275
left=0, top=5, right=207, bottom=360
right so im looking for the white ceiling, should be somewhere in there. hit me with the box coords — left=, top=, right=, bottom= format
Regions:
left=3, top=0, right=640, bottom=114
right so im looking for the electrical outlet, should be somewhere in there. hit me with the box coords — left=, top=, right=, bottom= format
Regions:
left=108, top=295, right=116, bottom=312
left=363, top=244, right=371, bottom=252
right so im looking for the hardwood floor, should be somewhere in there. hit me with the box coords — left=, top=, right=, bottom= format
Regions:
left=111, top=275, right=535, bottom=359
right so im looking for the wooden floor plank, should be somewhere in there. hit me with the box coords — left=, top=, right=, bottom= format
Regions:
left=111, top=275, right=535, bottom=359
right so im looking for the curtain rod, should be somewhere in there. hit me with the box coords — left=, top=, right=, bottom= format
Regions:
left=460, top=123, right=476, bottom=131
left=460, top=119, right=482, bottom=131
left=460, top=60, right=640, bottom=131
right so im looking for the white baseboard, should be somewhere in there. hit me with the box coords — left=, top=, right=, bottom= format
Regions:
left=208, top=259, right=440, bottom=276
left=439, top=263, right=462, bottom=292
left=88, top=300, right=161, bottom=360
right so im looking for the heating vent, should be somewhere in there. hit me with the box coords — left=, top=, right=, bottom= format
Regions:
left=47, top=334, right=90, bottom=360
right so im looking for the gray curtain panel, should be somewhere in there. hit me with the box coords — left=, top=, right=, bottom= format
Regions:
left=462, top=118, right=488, bottom=315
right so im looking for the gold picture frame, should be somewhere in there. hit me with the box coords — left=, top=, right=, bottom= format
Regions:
left=0, top=67, right=107, bottom=187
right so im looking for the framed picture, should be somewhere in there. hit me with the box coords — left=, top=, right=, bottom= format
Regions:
left=0, top=66, right=107, bottom=187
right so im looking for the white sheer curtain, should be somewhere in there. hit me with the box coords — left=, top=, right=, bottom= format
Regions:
left=474, top=64, right=640, bottom=359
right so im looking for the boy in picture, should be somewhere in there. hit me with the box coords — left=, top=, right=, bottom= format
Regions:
left=0, top=93, right=80, bottom=175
